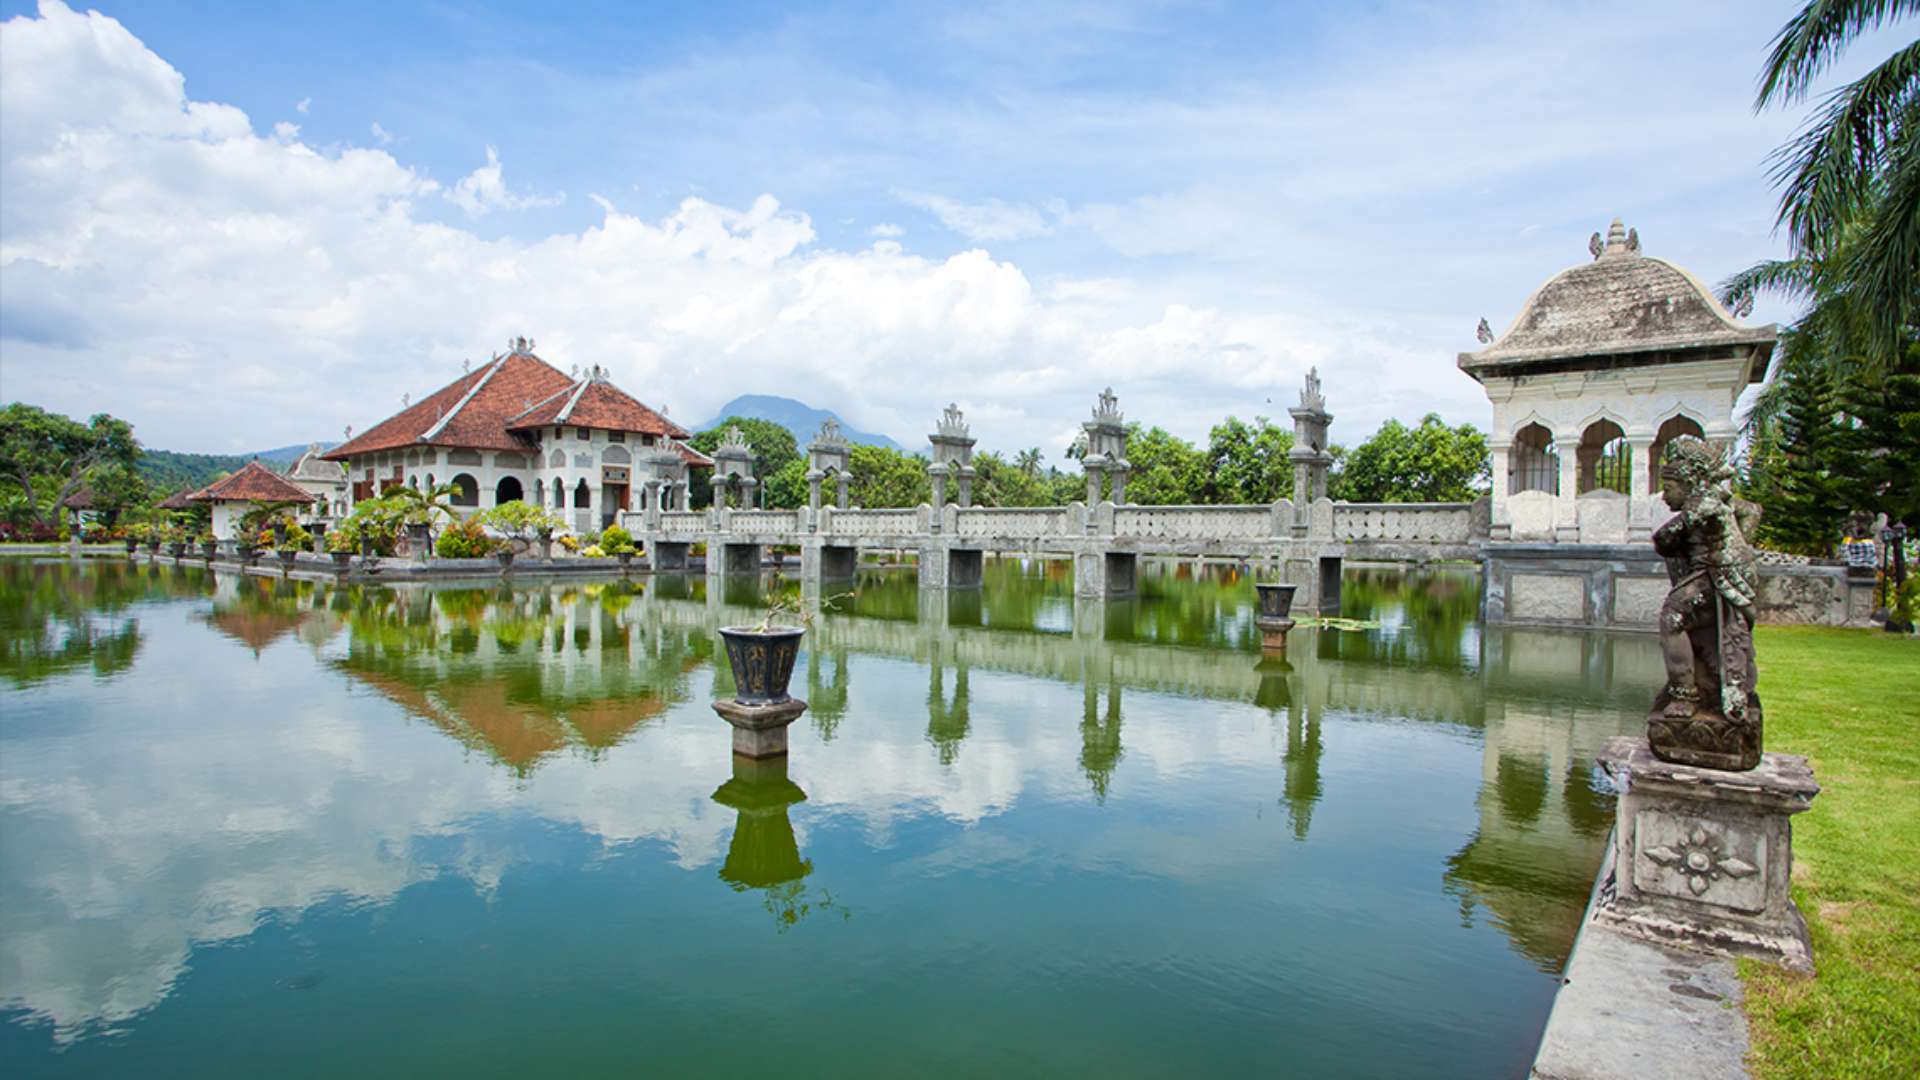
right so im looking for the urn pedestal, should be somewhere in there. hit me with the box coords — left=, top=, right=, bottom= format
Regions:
left=1595, top=736, right=1820, bottom=972
left=712, top=696, right=810, bottom=758
left=1253, top=583, right=1298, bottom=652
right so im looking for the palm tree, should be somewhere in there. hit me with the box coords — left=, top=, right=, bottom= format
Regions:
left=1755, top=0, right=1919, bottom=364
left=1015, top=447, right=1043, bottom=477
left=389, top=481, right=462, bottom=544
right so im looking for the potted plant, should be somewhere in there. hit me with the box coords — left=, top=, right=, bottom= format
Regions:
left=276, top=521, right=310, bottom=572
left=325, top=523, right=357, bottom=570
left=1252, top=582, right=1299, bottom=652
left=199, top=529, right=218, bottom=561
left=602, top=524, right=639, bottom=570
left=123, top=524, right=142, bottom=556
left=718, top=585, right=852, bottom=706
left=477, top=502, right=564, bottom=574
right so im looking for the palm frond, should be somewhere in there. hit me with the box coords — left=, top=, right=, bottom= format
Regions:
left=1847, top=105, right=1920, bottom=355
left=1770, top=37, right=1920, bottom=253
left=1718, top=257, right=1818, bottom=310
left=1757, top=0, right=1920, bottom=107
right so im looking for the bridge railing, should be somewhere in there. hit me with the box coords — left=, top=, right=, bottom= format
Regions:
left=729, top=509, right=801, bottom=535
left=824, top=507, right=921, bottom=537
left=655, top=511, right=708, bottom=536
left=950, top=506, right=1072, bottom=538
left=1331, top=502, right=1474, bottom=543
left=1113, top=503, right=1276, bottom=541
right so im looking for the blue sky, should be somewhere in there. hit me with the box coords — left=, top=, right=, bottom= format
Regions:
left=0, top=1, right=1909, bottom=454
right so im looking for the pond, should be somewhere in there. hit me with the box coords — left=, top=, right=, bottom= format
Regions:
left=0, top=558, right=1661, bottom=1078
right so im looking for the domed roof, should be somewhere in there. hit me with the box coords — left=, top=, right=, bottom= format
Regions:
left=1459, top=220, right=1776, bottom=381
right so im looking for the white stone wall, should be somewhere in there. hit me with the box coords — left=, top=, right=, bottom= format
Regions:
left=1481, top=355, right=1751, bottom=543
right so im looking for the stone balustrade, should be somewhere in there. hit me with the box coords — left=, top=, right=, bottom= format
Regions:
left=951, top=506, right=1073, bottom=538
left=655, top=511, right=707, bottom=536
left=1331, top=502, right=1475, bottom=543
left=1113, top=504, right=1274, bottom=541
left=824, top=507, right=921, bottom=537
left=729, top=509, right=801, bottom=534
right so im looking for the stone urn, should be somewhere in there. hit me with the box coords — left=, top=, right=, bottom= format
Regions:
left=406, top=521, right=431, bottom=552
left=236, top=542, right=258, bottom=565
left=123, top=538, right=138, bottom=556
left=201, top=540, right=218, bottom=561
left=277, top=549, right=299, bottom=572
left=1253, top=582, right=1298, bottom=652
left=146, top=539, right=162, bottom=554
left=309, top=522, right=328, bottom=553
left=167, top=541, right=186, bottom=558
left=713, top=625, right=809, bottom=757
left=496, top=549, right=516, bottom=572
left=617, top=552, right=635, bottom=572
left=330, top=551, right=353, bottom=572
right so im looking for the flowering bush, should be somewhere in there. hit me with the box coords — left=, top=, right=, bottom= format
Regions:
left=580, top=544, right=608, bottom=558
left=600, top=524, right=637, bottom=555
left=435, top=519, right=498, bottom=559
left=556, top=534, right=582, bottom=553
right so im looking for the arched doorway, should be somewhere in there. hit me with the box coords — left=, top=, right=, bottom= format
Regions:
left=1648, top=416, right=1705, bottom=492
left=1577, top=420, right=1629, bottom=494
left=495, top=476, right=524, bottom=505
left=1509, top=423, right=1558, bottom=495
left=450, top=473, right=480, bottom=507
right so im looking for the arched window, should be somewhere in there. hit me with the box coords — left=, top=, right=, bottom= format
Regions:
left=534, top=479, right=545, bottom=506
left=1648, top=415, right=1705, bottom=493
left=573, top=479, right=591, bottom=508
left=450, top=473, right=480, bottom=507
left=1578, top=419, right=1629, bottom=494
left=1509, top=423, right=1558, bottom=495
left=553, top=481, right=565, bottom=509
left=495, top=476, right=525, bottom=504
left=408, top=475, right=419, bottom=490
left=426, top=473, right=436, bottom=490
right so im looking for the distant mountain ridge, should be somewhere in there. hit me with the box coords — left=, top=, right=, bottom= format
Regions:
left=138, top=441, right=334, bottom=493
left=696, top=395, right=902, bottom=451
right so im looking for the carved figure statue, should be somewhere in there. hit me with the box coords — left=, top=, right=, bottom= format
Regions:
left=1648, top=436, right=1763, bottom=770
left=1476, top=317, right=1494, bottom=344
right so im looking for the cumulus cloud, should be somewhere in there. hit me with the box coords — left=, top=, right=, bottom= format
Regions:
left=868, top=222, right=904, bottom=238
left=444, top=145, right=562, bottom=217
left=0, top=1, right=1482, bottom=456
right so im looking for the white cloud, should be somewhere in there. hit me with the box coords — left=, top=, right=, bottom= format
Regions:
left=0, top=0, right=1488, bottom=455
left=444, top=145, right=563, bottom=217
left=369, top=119, right=393, bottom=145
left=868, top=222, right=903, bottom=238
left=294, top=95, right=310, bottom=115
left=899, top=192, right=1058, bottom=243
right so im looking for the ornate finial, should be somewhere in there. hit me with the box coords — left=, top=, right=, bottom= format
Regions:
left=1092, top=387, right=1122, bottom=424
left=1731, top=291, right=1755, bottom=319
left=344, top=424, right=353, bottom=441
left=1627, top=227, right=1641, bottom=255
left=402, top=392, right=410, bottom=408
left=936, top=402, right=970, bottom=439
left=1589, top=231, right=1604, bottom=260
left=463, top=357, right=472, bottom=373
left=1476, top=317, right=1494, bottom=344
left=569, top=363, right=580, bottom=379
left=815, top=417, right=847, bottom=447
left=1597, top=217, right=1631, bottom=258
left=1299, top=367, right=1325, bottom=412
left=720, top=425, right=749, bottom=452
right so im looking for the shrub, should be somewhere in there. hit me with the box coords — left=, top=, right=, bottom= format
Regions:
left=601, top=524, right=637, bottom=554
left=435, top=519, right=497, bottom=559
left=580, top=544, right=608, bottom=558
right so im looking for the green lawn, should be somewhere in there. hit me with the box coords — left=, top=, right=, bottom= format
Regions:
left=1743, top=626, right=1920, bottom=1079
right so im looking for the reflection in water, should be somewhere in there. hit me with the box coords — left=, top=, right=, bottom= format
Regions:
left=0, top=555, right=1660, bottom=1071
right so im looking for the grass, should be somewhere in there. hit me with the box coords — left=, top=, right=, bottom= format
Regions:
left=1742, top=626, right=1920, bottom=1079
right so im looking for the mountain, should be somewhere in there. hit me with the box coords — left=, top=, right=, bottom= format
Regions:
left=137, top=441, right=335, bottom=494
left=695, top=395, right=903, bottom=451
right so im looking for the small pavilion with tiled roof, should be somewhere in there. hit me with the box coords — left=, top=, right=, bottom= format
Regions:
left=191, top=460, right=317, bottom=540
left=324, top=337, right=710, bottom=533
left=155, top=488, right=200, bottom=512
left=1459, top=219, right=1777, bottom=544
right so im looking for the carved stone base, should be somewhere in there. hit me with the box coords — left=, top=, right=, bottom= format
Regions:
left=712, top=696, right=809, bottom=758
left=1648, top=689, right=1763, bottom=771
left=1255, top=616, right=1295, bottom=652
left=1595, top=736, right=1819, bottom=972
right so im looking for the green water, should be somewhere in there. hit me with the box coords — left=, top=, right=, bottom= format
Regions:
left=0, top=558, right=1658, bottom=1078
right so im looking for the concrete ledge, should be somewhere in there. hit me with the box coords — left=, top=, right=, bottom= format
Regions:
left=1532, top=836, right=1750, bottom=1079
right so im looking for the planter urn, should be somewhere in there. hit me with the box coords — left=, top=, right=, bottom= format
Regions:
left=1253, top=582, right=1299, bottom=652
left=124, top=538, right=138, bottom=556
left=497, top=549, right=516, bottom=572
left=330, top=551, right=353, bottom=572
left=167, top=541, right=186, bottom=558
left=201, top=540, right=218, bottom=561
left=712, top=625, right=809, bottom=758
left=146, top=540, right=162, bottom=554
left=617, top=552, right=634, bottom=571
left=277, top=549, right=299, bottom=572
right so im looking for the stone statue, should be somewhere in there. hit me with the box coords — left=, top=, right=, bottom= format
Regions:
left=1476, top=317, right=1494, bottom=344
left=1648, top=436, right=1762, bottom=770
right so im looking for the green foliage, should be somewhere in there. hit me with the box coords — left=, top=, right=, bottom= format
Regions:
left=1332, top=414, right=1489, bottom=503
left=689, top=417, right=801, bottom=508
left=970, top=451, right=1056, bottom=507
left=435, top=518, right=498, bottom=558
left=1123, top=424, right=1210, bottom=505
left=339, top=496, right=405, bottom=555
left=599, top=524, right=637, bottom=555
left=478, top=500, right=566, bottom=540
left=763, top=458, right=808, bottom=509
left=1204, top=416, right=1294, bottom=503
left=136, top=447, right=271, bottom=493
left=0, top=403, right=140, bottom=529
left=846, top=444, right=931, bottom=508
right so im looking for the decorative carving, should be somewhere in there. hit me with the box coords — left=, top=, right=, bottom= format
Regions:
left=1732, top=291, right=1755, bottom=319
left=937, top=403, right=970, bottom=439
left=1476, top=317, right=1494, bottom=344
left=1643, top=825, right=1757, bottom=897
left=1092, top=387, right=1122, bottom=424
left=1297, top=367, right=1325, bottom=413
left=1626, top=227, right=1641, bottom=255
left=1648, top=436, right=1764, bottom=770
left=1589, top=231, right=1604, bottom=260
left=719, top=425, right=750, bottom=453
left=814, top=417, right=847, bottom=447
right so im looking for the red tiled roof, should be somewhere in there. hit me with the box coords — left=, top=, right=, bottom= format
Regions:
left=156, top=488, right=199, bottom=510
left=674, top=440, right=714, bottom=467
left=505, top=377, right=689, bottom=439
left=323, top=352, right=574, bottom=460
left=192, top=461, right=314, bottom=504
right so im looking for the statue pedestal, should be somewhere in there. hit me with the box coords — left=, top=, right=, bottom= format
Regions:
left=713, top=697, right=808, bottom=758
left=1255, top=616, right=1295, bottom=652
left=1595, top=736, right=1820, bottom=972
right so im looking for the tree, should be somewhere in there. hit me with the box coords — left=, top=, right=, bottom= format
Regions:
left=86, top=462, right=149, bottom=526
left=0, top=404, right=139, bottom=530
left=1332, top=414, right=1489, bottom=503
left=1754, top=0, right=1919, bottom=366
left=1014, top=447, right=1043, bottom=478
left=1122, top=425, right=1208, bottom=505
left=846, top=444, right=930, bottom=508
left=1204, top=416, right=1293, bottom=504
left=688, top=417, right=801, bottom=508
left=1744, top=356, right=1860, bottom=554
left=763, top=458, right=808, bottom=509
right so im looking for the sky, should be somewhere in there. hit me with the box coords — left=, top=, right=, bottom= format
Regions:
left=0, top=0, right=1909, bottom=456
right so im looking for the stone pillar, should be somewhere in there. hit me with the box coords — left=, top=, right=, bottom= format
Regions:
left=807, top=470, right=823, bottom=513
left=1626, top=436, right=1655, bottom=542
left=1085, top=466, right=1102, bottom=507
left=1488, top=443, right=1513, bottom=540
left=956, top=471, right=973, bottom=508
left=1595, top=738, right=1820, bottom=972
left=1554, top=436, right=1581, bottom=542
left=929, top=466, right=948, bottom=515
left=1110, top=468, right=1129, bottom=507
left=836, top=475, right=849, bottom=510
